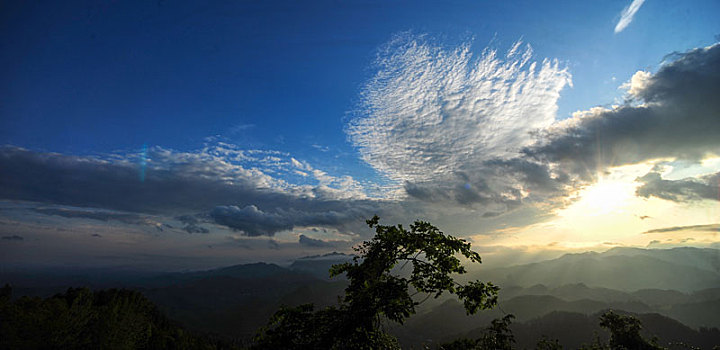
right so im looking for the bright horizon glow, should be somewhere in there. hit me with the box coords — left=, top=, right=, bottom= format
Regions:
left=474, top=161, right=720, bottom=252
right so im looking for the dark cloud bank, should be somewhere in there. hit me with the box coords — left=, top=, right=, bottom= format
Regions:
left=636, top=171, right=719, bottom=203
left=1, top=235, right=23, bottom=241
left=0, top=146, right=391, bottom=237
left=527, top=43, right=720, bottom=170
left=31, top=207, right=154, bottom=226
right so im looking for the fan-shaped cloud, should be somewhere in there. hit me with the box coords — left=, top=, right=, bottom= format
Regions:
left=347, top=34, right=571, bottom=207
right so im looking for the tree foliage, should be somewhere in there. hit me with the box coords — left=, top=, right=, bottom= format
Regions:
left=440, top=314, right=516, bottom=350
left=0, top=285, right=238, bottom=350
left=443, top=311, right=670, bottom=350
left=535, top=336, right=563, bottom=350
left=252, top=216, right=499, bottom=349
left=598, top=311, right=664, bottom=350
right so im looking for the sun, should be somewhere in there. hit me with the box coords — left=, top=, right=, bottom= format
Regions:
left=560, top=177, right=637, bottom=218
left=580, top=180, right=635, bottom=214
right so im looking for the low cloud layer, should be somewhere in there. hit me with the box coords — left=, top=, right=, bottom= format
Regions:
left=644, top=224, right=720, bottom=234
left=0, top=145, right=386, bottom=237
left=298, top=234, right=348, bottom=249
left=1, top=235, right=23, bottom=241
left=210, top=204, right=375, bottom=237
left=636, top=171, right=719, bottom=202
left=31, top=207, right=161, bottom=228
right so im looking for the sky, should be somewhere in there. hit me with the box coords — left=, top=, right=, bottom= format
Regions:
left=1, top=0, right=719, bottom=270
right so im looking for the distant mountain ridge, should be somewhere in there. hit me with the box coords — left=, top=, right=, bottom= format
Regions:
left=477, top=247, right=720, bottom=292
left=288, top=252, right=355, bottom=279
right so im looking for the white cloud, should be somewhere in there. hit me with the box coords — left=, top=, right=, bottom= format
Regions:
left=347, top=33, right=571, bottom=193
left=619, top=70, right=652, bottom=97
left=614, top=0, right=646, bottom=34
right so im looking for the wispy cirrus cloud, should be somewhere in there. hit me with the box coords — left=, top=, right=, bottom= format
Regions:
left=614, top=0, right=646, bottom=33
left=615, top=0, right=645, bottom=34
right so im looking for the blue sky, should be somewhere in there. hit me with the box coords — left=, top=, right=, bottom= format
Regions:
left=3, top=1, right=717, bottom=163
left=1, top=0, right=719, bottom=269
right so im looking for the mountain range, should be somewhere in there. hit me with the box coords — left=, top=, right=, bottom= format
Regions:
left=2, top=247, right=718, bottom=347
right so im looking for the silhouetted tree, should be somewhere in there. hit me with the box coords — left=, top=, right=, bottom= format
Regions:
left=253, top=216, right=499, bottom=349
left=439, top=314, right=516, bottom=350
left=599, top=311, right=664, bottom=350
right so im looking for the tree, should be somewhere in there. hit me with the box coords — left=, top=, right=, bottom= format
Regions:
left=252, top=216, right=499, bottom=349
left=439, top=314, right=516, bottom=350
left=535, top=336, right=563, bottom=350
left=598, top=311, right=664, bottom=350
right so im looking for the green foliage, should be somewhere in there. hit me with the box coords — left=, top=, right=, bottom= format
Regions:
left=536, top=336, right=563, bottom=350
left=0, top=285, right=238, bottom=350
left=578, top=311, right=666, bottom=350
left=439, top=314, right=516, bottom=350
left=475, top=314, right=516, bottom=350
left=599, top=311, right=664, bottom=350
left=251, top=302, right=400, bottom=350
left=579, top=333, right=611, bottom=350
left=253, top=216, right=498, bottom=349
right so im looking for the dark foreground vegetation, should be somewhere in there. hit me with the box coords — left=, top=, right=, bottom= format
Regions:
left=0, top=285, right=240, bottom=349
left=1, top=218, right=718, bottom=349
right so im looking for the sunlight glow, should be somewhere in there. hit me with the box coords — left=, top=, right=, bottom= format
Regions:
left=561, top=177, right=636, bottom=217
left=483, top=161, right=720, bottom=251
